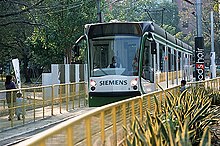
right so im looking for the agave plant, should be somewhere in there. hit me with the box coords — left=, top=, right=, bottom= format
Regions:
left=164, top=86, right=217, bottom=144
left=123, top=114, right=211, bottom=146
left=123, top=86, right=218, bottom=146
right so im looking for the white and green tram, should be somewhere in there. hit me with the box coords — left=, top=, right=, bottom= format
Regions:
left=74, top=21, right=193, bottom=106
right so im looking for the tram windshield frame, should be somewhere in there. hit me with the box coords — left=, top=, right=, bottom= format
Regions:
left=89, top=35, right=141, bottom=77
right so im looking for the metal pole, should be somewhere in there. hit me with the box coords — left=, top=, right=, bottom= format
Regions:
left=210, top=10, right=216, bottom=78
left=211, top=11, right=214, bottom=53
left=195, top=0, right=205, bottom=81
left=97, top=0, right=102, bottom=23
left=196, top=0, right=202, bottom=37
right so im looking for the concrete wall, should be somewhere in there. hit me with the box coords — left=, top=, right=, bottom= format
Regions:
left=42, top=64, right=87, bottom=99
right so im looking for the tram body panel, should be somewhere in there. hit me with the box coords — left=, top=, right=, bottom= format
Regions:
left=140, top=78, right=156, bottom=93
left=88, top=75, right=156, bottom=106
left=90, top=75, right=139, bottom=92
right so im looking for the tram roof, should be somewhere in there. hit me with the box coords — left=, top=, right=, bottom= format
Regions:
left=85, top=21, right=193, bottom=52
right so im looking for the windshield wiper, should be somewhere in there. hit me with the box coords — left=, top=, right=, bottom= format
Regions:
left=98, top=68, right=108, bottom=75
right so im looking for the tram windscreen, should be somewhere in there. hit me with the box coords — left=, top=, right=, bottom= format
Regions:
left=88, top=23, right=142, bottom=38
left=89, top=35, right=141, bottom=77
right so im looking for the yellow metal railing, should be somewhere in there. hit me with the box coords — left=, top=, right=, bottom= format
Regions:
left=16, top=77, right=220, bottom=146
left=159, top=70, right=182, bottom=83
left=0, top=82, right=87, bottom=131
left=160, top=72, right=166, bottom=82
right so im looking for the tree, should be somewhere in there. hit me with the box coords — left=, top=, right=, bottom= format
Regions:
left=179, top=0, right=220, bottom=64
left=28, top=0, right=97, bottom=65
left=102, top=0, right=180, bottom=34
left=202, top=0, right=220, bottom=64
left=0, top=0, right=97, bottom=83
left=0, top=0, right=45, bottom=83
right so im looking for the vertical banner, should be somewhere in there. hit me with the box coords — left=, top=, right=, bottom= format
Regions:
left=12, top=58, right=21, bottom=89
left=195, top=37, right=205, bottom=81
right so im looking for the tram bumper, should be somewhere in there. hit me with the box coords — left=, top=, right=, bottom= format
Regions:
left=88, top=91, right=141, bottom=107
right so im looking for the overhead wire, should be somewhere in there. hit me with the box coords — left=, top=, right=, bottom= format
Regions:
left=28, top=0, right=94, bottom=16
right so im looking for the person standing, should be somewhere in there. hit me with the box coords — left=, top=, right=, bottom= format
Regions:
left=108, top=56, right=122, bottom=68
left=5, top=75, right=16, bottom=121
left=180, top=80, right=187, bottom=93
left=132, top=56, right=138, bottom=75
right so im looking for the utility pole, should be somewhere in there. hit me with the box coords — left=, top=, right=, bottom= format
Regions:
left=196, top=0, right=202, bottom=37
left=186, top=0, right=216, bottom=80
left=194, top=0, right=205, bottom=81
left=97, top=0, right=102, bottom=23
left=210, top=10, right=216, bottom=78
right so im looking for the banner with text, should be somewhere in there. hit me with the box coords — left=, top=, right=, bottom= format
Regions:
left=12, top=58, right=21, bottom=89
left=195, top=37, right=205, bottom=81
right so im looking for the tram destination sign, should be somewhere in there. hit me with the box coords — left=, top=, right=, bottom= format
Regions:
left=195, top=37, right=205, bottom=81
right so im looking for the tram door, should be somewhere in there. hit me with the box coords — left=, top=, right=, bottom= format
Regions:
left=140, top=39, right=155, bottom=93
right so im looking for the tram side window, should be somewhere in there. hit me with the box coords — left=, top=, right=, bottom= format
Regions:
left=178, top=52, right=181, bottom=71
left=170, top=49, right=175, bottom=72
left=168, top=48, right=175, bottom=72
left=141, top=41, right=154, bottom=82
left=159, top=45, right=165, bottom=72
left=72, top=39, right=87, bottom=64
left=174, top=50, right=177, bottom=71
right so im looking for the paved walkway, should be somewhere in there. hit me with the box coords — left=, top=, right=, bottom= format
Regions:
left=0, top=95, right=87, bottom=130
left=0, top=107, right=94, bottom=146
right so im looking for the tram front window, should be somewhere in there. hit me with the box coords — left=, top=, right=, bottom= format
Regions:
left=89, top=36, right=141, bottom=77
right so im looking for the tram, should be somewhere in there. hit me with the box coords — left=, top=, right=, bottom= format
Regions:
left=74, top=21, right=193, bottom=107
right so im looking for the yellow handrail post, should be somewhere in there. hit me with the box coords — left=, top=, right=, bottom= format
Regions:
left=84, top=82, right=87, bottom=106
left=147, top=95, right=151, bottom=111
left=86, top=117, right=92, bottom=146
left=34, top=88, right=36, bottom=122
left=139, top=98, right=143, bottom=122
left=51, top=85, right=54, bottom=116
left=215, top=79, right=218, bottom=90
left=217, top=78, right=220, bottom=91
left=159, top=92, right=162, bottom=113
left=67, top=126, right=73, bottom=146
left=122, top=103, right=127, bottom=142
left=59, top=85, right=62, bottom=114
left=66, top=84, right=69, bottom=111
left=10, top=91, right=14, bottom=127
left=122, top=103, right=126, bottom=126
left=112, top=106, right=117, bottom=146
left=78, top=83, right=81, bottom=108
left=101, top=111, right=105, bottom=145
left=212, top=79, right=214, bottom=90
left=42, top=87, right=45, bottom=119
left=131, top=101, right=135, bottom=120
left=22, top=90, right=25, bottom=124
left=39, top=140, right=45, bottom=146
left=212, top=79, right=215, bottom=89
left=72, top=83, right=75, bottom=109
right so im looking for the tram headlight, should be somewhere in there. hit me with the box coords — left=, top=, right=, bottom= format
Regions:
left=90, top=80, right=96, bottom=87
left=131, top=78, right=138, bottom=90
left=131, top=78, right=138, bottom=86
left=90, top=80, right=96, bottom=91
